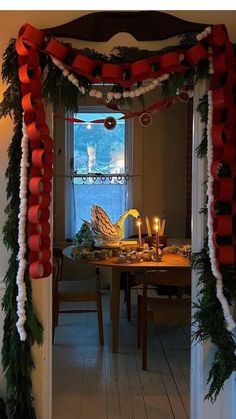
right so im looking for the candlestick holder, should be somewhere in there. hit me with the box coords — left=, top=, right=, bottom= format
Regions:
left=152, top=248, right=162, bottom=262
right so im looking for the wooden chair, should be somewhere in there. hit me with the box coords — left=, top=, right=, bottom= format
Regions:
left=137, top=268, right=191, bottom=370
left=52, top=248, right=104, bottom=345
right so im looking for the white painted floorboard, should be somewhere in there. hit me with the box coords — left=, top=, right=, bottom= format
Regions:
left=52, top=291, right=190, bottom=419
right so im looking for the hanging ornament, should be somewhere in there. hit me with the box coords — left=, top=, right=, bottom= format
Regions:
left=176, top=86, right=191, bottom=102
left=139, top=112, right=152, bottom=127
left=104, top=116, right=117, bottom=130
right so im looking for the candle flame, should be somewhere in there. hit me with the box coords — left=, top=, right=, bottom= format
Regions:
left=137, top=218, right=142, bottom=227
left=154, top=224, right=159, bottom=232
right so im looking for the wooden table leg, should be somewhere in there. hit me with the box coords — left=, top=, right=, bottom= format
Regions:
left=111, top=267, right=121, bottom=353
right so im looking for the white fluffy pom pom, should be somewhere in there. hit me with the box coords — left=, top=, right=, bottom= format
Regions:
left=138, top=86, right=145, bottom=94
left=122, top=90, right=130, bottom=98
left=58, top=63, right=65, bottom=70
left=134, top=89, right=141, bottom=97
left=95, top=90, right=103, bottom=99
left=114, top=92, right=122, bottom=100
left=196, top=33, right=203, bottom=41
left=107, top=91, right=114, bottom=101
left=72, top=79, right=79, bottom=86
left=51, top=57, right=61, bottom=66
left=80, top=86, right=86, bottom=95
left=206, top=26, right=212, bottom=34
left=89, top=89, right=97, bottom=97
left=68, top=74, right=75, bottom=82
left=62, top=69, right=70, bottom=77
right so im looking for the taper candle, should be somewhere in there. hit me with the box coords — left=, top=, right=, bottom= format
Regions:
left=137, top=218, right=142, bottom=249
left=154, top=218, right=159, bottom=255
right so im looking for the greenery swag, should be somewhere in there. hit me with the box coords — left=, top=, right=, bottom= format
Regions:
left=0, top=31, right=235, bottom=417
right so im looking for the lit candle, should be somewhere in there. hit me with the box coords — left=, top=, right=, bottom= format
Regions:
left=137, top=218, right=142, bottom=249
left=154, top=218, right=159, bottom=255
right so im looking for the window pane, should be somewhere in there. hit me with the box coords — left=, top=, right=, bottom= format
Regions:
left=73, top=179, right=126, bottom=233
left=73, top=112, right=125, bottom=174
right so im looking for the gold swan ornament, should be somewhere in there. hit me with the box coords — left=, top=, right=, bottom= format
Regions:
left=82, top=205, right=140, bottom=247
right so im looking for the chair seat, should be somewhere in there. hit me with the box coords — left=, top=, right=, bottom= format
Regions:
left=58, top=278, right=98, bottom=294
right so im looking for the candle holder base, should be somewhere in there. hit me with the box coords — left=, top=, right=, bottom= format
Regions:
left=152, top=251, right=162, bottom=262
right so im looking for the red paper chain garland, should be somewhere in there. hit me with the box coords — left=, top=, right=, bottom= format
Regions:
left=17, top=23, right=209, bottom=89
left=208, top=24, right=236, bottom=266
left=15, top=22, right=236, bottom=279
left=16, top=28, right=53, bottom=279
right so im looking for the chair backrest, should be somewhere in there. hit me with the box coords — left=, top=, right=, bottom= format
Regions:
left=144, top=268, right=191, bottom=288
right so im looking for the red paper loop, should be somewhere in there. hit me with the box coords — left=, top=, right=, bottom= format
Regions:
left=211, top=160, right=222, bottom=179
left=22, top=93, right=35, bottom=112
left=19, top=64, right=41, bottom=84
left=20, top=23, right=45, bottom=47
left=28, top=205, right=50, bottom=224
left=29, top=261, right=44, bottom=279
left=212, top=124, right=224, bottom=147
left=214, top=214, right=232, bottom=235
left=209, top=24, right=227, bottom=47
left=222, top=71, right=235, bottom=89
left=42, top=136, right=53, bottom=151
left=29, top=260, right=52, bottom=279
left=32, top=149, right=53, bottom=168
left=28, top=234, right=51, bottom=251
left=28, top=221, right=50, bottom=236
left=212, top=124, right=235, bottom=146
left=41, top=166, right=53, bottom=181
left=222, top=144, right=236, bottom=162
left=29, top=248, right=51, bottom=264
left=214, top=178, right=234, bottom=201
left=102, top=63, right=123, bottom=82
left=185, top=43, right=208, bottom=65
left=27, top=122, right=41, bottom=141
left=213, top=53, right=227, bottom=73
left=29, top=177, right=43, bottom=194
left=35, top=107, right=46, bottom=125
left=29, top=193, right=51, bottom=208
left=217, top=245, right=234, bottom=264
left=16, top=36, right=30, bottom=56
left=72, top=54, right=95, bottom=77
left=130, top=59, right=151, bottom=79
left=45, top=38, right=69, bottom=61
left=160, top=51, right=180, bottom=70
left=212, top=88, right=225, bottom=110
left=29, top=177, right=52, bottom=195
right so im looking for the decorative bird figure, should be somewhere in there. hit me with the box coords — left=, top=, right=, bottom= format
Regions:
left=82, top=205, right=140, bottom=247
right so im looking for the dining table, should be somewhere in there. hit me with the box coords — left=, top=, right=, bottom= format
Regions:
left=63, top=246, right=190, bottom=353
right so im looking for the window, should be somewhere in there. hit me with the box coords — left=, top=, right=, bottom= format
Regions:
left=66, top=107, right=132, bottom=237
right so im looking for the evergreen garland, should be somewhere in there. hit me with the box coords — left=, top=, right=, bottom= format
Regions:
left=191, top=248, right=236, bottom=402
left=1, top=39, right=43, bottom=418
left=195, top=94, right=208, bottom=158
left=0, top=31, right=235, bottom=417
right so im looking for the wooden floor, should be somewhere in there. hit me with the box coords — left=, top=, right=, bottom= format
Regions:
left=52, top=290, right=190, bottom=419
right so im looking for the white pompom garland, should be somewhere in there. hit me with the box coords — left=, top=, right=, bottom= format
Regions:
left=16, top=118, right=29, bottom=341
left=50, top=54, right=170, bottom=103
left=206, top=91, right=236, bottom=331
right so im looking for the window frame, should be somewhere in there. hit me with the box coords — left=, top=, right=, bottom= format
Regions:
left=65, top=105, right=133, bottom=239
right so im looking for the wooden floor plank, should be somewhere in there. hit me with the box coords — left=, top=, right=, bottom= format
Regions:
left=157, top=328, right=190, bottom=416
left=150, top=328, right=189, bottom=419
left=52, top=290, right=190, bottom=419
